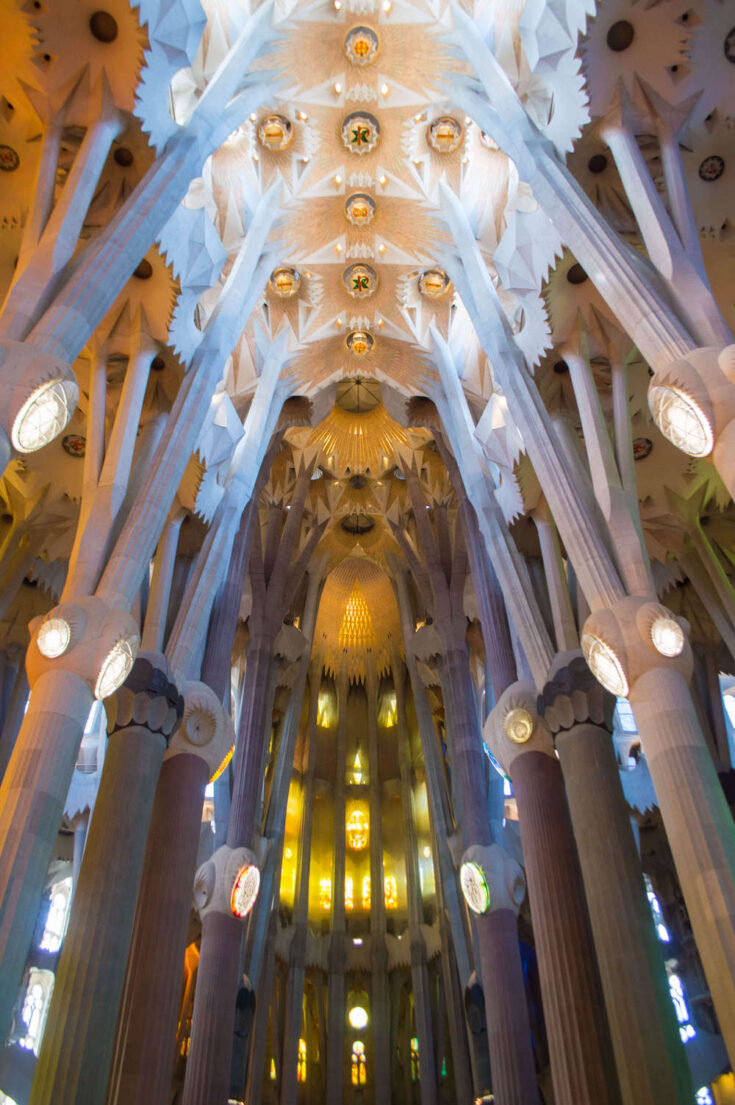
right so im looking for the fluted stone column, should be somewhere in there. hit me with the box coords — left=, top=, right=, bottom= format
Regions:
left=584, top=596, right=735, bottom=1062
left=280, top=667, right=321, bottom=1105
left=366, top=660, right=391, bottom=1105
left=107, top=682, right=232, bottom=1105
left=393, top=659, right=438, bottom=1105
left=540, top=653, right=692, bottom=1105
left=327, top=660, right=349, bottom=1105
left=488, top=684, right=619, bottom=1105
left=0, top=655, right=28, bottom=780
left=182, top=845, right=258, bottom=1105
left=31, top=652, right=183, bottom=1105
left=469, top=846, right=539, bottom=1105
left=0, top=597, right=138, bottom=1042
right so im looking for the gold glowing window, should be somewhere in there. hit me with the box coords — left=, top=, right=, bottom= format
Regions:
left=345, top=876, right=354, bottom=910
left=317, top=692, right=332, bottom=728
left=270, top=1058, right=277, bottom=1082
left=319, top=876, right=332, bottom=911
left=351, top=1041, right=367, bottom=1085
left=410, top=1037, right=420, bottom=1081
left=349, top=750, right=365, bottom=786
left=346, top=809, right=369, bottom=851
left=362, top=875, right=371, bottom=910
left=378, top=691, right=397, bottom=728
left=384, top=875, right=397, bottom=910
left=297, top=1039, right=307, bottom=1082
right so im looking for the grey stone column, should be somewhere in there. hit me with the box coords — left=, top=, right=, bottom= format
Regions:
left=326, top=659, right=348, bottom=1105
left=107, top=682, right=231, bottom=1105
left=280, top=667, right=321, bottom=1105
left=30, top=653, right=183, bottom=1105
left=488, top=686, right=619, bottom=1105
left=555, top=720, right=693, bottom=1105
left=0, top=655, right=28, bottom=781
left=366, top=659, right=391, bottom=1105
left=393, top=660, right=438, bottom=1105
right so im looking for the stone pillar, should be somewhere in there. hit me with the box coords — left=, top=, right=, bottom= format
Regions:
left=107, top=682, right=232, bottom=1105
left=583, top=596, right=735, bottom=1062
left=0, top=657, right=28, bottom=780
left=488, top=684, right=619, bottom=1105
left=468, top=846, right=540, bottom=1105
left=327, top=660, right=349, bottom=1105
left=0, top=596, right=137, bottom=1042
left=551, top=704, right=692, bottom=1105
left=181, top=844, right=259, bottom=1105
left=393, top=660, right=438, bottom=1105
left=366, top=660, right=391, bottom=1105
left=280, top=667, right=321, bottom=1105
left=30, top=652, right=183, bottom=1105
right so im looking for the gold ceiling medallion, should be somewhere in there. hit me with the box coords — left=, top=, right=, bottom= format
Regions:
left=343, top=263, right=378, bottom=299
left=346, top=330, right=374, bottom=356
left=269, top=266, right=301, bottom=298
left=427, top=116, right=463, bottom=154
left=418, top=269, right=451, bottom=298
left=344, top=25, right=380, bottom=66
left=342, top=112, right=380, bottom=155
left=258, top=114, right=293, bottom=151
left=344, top=192, right=376, bottom=226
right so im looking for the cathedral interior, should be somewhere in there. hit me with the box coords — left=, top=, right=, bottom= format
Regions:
left=0, top=0, right=734, bottom=1103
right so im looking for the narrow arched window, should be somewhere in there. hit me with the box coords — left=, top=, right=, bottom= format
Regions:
left=410, top=1037, right=420, bottom=1081
left=40, top=876, right=72, bottom=952
left=351, top=1040, right=367, bottom=1085
left=297, top=1038, right=307, bottom=1082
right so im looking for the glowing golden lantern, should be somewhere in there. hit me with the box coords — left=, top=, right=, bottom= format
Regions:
left=427, top=116, right=463, bottom=154
left=258, top=114, right=293, bottom=151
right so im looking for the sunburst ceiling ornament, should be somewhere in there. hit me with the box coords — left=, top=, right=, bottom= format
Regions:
left=343, top=264, right=378, bottom=299
left=308, top=403, right=409, bottom=475
left=316, top=559, right=401, bottom=684
left=258, top=115, right=293, bottom=151
left=427, top=117, right=463, bottom=153
left=344, top=25, right=379, bottom=66
left=346, top=330, right=374, bottom=356
left=342, top=112, right=380, bottom=155
left=270, top=266, right=301, bottom=297
left=344, top=193, right=376, bottom=225
left=339, top=580, right=376, bottom=651
left=419, top=269, right=451, bottom=298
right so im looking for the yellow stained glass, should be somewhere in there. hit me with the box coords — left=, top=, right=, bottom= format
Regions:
left=384, top=874, right=397, bottom=910
left=319, top=876, right=332, bottom=911
left=346, top=808, right=369, bottom=850
left=362, top=875, right=371, bottom=909
left=345, top=876, right=354, bottom=910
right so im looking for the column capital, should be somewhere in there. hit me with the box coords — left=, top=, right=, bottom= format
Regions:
left=484, top=679, right=555, bottom=774
left=581, top=595, right=692, bottom=699
left=460, top=843, right=525, bottom=917
left=103, top=650, right=183, bottom=739
left=26, top=595, right=140, bottom=697
left=538, top=649, right=614, bottom=735
left=166, top=680, right=234, bottom=780
left=193, top=844, right=260, bottom=921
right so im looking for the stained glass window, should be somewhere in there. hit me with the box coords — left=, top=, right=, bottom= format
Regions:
left=297, top=1038, right=307, bottom=1082
left=351, top=1040, right=367, bottom=1085
left=410, top=1037, right=420, bottom=1081
left=319, top=876, right=332, bottom=911
left=40, top=876, right=72, bottom=953
left=345, top=876, right=354, bottom=911
left=384, top=874, right=397, bottom=910
left=346, top=809, right=369, bottom=850
left=362, top=875, right=371, bottom=910
left=18, top=969, right=54, bottom=1054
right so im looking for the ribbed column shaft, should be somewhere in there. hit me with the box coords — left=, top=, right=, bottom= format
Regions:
left=107, top=753, right=209, bottom=1105
left=181, top=911, right=243, bottom=1105
left=30, top=725, right=167, bottom=1105
left=475, top=909, right=539, bottom=1105
left=366, top=662, right=391, bottom=1105
left=511, top=751, right=619, bottom=1105
left=0, top=668, right=91, bottom=1041
left=555, top=723, right=692, bottom=1105
left=326, top=661, right=348, bottom=1105
left=631, top=666, right=735, bottom=1062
